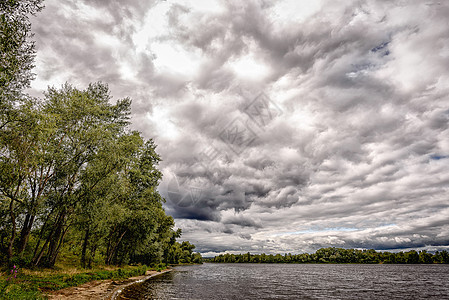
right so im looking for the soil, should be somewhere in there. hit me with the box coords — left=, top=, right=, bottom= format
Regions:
left=45, top=269, right=171, bottom=300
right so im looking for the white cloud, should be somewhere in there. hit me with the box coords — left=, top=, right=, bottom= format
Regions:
left=29, top=0, right=449, bottom=254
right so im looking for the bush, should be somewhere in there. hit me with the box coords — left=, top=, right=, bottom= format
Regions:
left=7, top=256, right=32, bottom=269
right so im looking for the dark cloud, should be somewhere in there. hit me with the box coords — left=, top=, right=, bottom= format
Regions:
left=223, top=214, right=262, bottom=228
left=30, top=0, right=449, bottom=255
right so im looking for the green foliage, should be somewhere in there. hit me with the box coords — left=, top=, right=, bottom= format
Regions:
left=155, top=263, right=167, bottom=272
left=0, top=0, right=199, bottom=282
left=0, top=0, right=44, bottom=97
left=163, top=240, right=202, bottom=265
left=0, top=282, right=44, bottom=300
left=0, top=264, right=43, bottom=299
left=209, top=248, right=449, bottom=264
left=0, top=80, right=200, bottom=270
left=0, top=80, right=199, bottom=269
left=0, top=265, right=148, bottom=299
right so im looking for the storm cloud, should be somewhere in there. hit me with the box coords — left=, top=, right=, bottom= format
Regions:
left=29, top=0, right=449, bottom=255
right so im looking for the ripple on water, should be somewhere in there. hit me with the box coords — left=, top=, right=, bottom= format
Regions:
left=119, top=264, right=449, bottom=300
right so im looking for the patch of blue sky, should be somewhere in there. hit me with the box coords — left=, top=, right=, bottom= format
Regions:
left=430, top=154, right=448, bottom=160
left=371, top=41, right=390, bottom=53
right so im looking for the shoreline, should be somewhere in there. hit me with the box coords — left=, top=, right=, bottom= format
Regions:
left=108, top=268, right=172, bottom=300
left=45, top=268, right=172, bottom=300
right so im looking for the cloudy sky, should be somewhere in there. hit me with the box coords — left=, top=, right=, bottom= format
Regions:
left=28, top=0, right=449, bottom=256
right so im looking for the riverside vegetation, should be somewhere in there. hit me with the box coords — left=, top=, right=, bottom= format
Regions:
left=208, top=247, right=449, bottom=264
left=0, top=0, right=201, bottom=298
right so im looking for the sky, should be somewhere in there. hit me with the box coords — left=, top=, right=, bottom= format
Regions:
left=28, top=0, right=449, bottom=256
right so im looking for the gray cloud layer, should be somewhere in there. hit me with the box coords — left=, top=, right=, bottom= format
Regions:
left=30, top=0, right=449, bottom=255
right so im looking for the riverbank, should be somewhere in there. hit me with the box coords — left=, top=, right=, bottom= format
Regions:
left=45, top=269, right=172, bottom=300
left=108, top=269, right=172, bottom=300
left=0, top=264, right=165, bottom=299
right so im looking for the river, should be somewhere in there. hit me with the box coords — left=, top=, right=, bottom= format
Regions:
left=119, top=263, right=449, bottom=299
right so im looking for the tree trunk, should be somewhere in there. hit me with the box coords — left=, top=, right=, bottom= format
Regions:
left=32, top=206, right=56, bottom=261
left=81, top=226, right=90, bottom=268
left=7, top=199, right=16, bottom=259
left=88, top=243, right=97, bottom=269
left=45, top=210, right=65, bottom=266
left=106, top=230, right=127, bottom=265
left=18, top=213, right=35, bottom=255
left=105, top=225, right=117, bottom=264
left=48, top=223, right=69, bottom=267
left=32, top=236, right=50, bottom=267
left=33, top=210, right=63, bottom=267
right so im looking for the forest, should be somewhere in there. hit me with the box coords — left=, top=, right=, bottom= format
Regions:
left=209, top=247, right=449, bottom=264
left=0, top=0, right=201, bottom=270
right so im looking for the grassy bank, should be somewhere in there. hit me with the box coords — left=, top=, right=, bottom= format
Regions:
left=0, top=263, right=168, bottom=299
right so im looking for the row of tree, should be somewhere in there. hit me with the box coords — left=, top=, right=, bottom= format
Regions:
left=209, top=247, right=449, bottom=264
left=0, top=0, right=201, bottom=268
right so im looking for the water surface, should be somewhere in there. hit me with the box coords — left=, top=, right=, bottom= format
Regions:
left=120, top=263, right=449, bottom=299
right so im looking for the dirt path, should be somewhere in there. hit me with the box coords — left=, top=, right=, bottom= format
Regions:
left=46, top=269, right=172, bottom=300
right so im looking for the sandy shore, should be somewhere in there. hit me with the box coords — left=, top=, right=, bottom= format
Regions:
left=46, top=269, right=172, bottom=300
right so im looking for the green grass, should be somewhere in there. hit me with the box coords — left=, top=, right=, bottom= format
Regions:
left=0, top=264, right=150, bottom=299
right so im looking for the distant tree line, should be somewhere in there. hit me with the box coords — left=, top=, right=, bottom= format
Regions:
left=0, top=0, right=201, bottom=268
left=208, top=247, right=449, bottom=264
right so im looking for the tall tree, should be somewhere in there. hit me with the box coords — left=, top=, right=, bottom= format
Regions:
left=76, top=131, right=144, bottom=267
left=0, top=1, right=199, bottom=267
left=30, top=83, right=132, bottom=267
left=0, top=0, right=43, bottom=261
left=0, top=98, right=40, bottom=259
left=0, top=0, right=43, bottom=97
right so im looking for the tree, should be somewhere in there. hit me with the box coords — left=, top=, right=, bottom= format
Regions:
left=419, top=250, right=433, bottom=264
left=0, top=0, right=44, bottom=97
left=0, top=1, right=201, bottom=266
left=102, top=139, right=168, bottom=266
left=27, top=83, right=132, bottom=267
left=0, top=0, right=43, bottom=262
left=76, top=131, right=143, bottom=267
left=0, top=98, right=40, bottom=259
left=405, top=250, right=419, bottom=264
